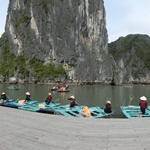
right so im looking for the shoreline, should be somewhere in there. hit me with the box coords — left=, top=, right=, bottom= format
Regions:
left=3, top=81, right=150, bottom=86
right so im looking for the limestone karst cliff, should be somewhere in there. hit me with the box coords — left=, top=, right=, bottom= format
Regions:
left=108, top=34, right=150, bottom=84
left=3, top=0, right=113, bottom=84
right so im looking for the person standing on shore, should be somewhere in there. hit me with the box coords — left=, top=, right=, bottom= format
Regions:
left=139, top=96, right=147, bottom=114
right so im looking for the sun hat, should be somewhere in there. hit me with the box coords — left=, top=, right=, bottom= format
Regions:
left=70, top=95, right=75, bottom=99
left=106, top=101, right=111, bottom=104
left=26, top=92, right=30, bottom=95
left=48, top=93, right=52, bottom=95
left=140, top=96, right=147, bottom=101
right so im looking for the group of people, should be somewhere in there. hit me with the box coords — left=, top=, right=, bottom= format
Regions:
left=0, top=91, right=53, bottom=104
left=0, top=90, right=148, bottom=115
left=67, top=95, right=112, bottom=115
left=25, top=92, right=52, bottom=105
left=67, top=95, right=149, bottom=115
left=52, top=84, right=69, bottom=91
left=0, top=91, right=112, bottom=113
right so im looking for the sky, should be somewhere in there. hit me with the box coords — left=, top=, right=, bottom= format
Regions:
left=0, top=0, right=150, bottom=43
left=0, top=0, right=9, bottom=38
left=104, top=0, right=150, bottom=42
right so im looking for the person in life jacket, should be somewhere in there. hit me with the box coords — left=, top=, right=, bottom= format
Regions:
left=104, top=101, right=112, bottom=113
left=25, top=92, right=31, bottom=102
left=1, top=92, right=7, bottom=100
left=139, top=96, right=147, bottom=114
left=45, top=93, right=52, bottom=105
left=80, top=106, right=91, bottom=118
left=60, top=86, right=66, bottom=91
left=68, top=95, right=78, bottom=108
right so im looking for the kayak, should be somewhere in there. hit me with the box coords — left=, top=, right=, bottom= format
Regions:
left=38, top=102, right=60, bottom=113
left=18, top=103, right=41, bottom=112
left=120, top=105, right=150, bottom=118
left=1, top=99, right=38, bottom=108
left=55, top=104, right=114, bottom=118
left=57, top=89, right=70, bottom=92
left=7, top=86, right=19, bottom=90
left=18, top=101, right=60, bottom=113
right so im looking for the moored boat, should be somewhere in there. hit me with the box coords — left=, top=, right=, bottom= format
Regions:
left=57, top=89, right=70, bottom=92
left=18, top=103, right=41, bottom=112
left=51, top=88, right=58, bottom=91
left=120, top=105, right=150, bottom=118
left=55, top=104, right=114, bottom=118
left=1, top=99, right=38, bottom=108
left=7, top=85, right=19, bottom=90
left=18, top=101, right=60, bottom=113
left=38, top=102, right=60, bottom=113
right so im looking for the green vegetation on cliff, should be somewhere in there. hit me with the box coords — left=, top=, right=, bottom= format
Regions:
left=29, top=57, right=66, bottom=79
left=0, top=33, right=66, bottom=79
left=0, top=33, right=26, bottom=78
left=108, top=34, right=150, bottom=69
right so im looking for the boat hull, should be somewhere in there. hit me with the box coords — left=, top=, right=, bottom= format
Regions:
left=18, top=102, right=60, bottom=113
left=120, top=106, right=150, bottom=118
left=7, top=86, right=19, bottom=90
left=55, top=104, right=114, bottom=118
left=1, top=99, right=38, bottom=108
left=57, top=90, right=70, bottom=92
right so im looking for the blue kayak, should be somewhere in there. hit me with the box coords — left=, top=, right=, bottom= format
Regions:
left=120, top=105, right=150, bottom=118
left=18, top=101, right=60, bottom=113
left=38, top=102, right=60, bottom=113
left=7, top=86, right=19, bottom=90
left=55, top=104, right=114, bottom=118
left=1, top=99, right=38, bottom=108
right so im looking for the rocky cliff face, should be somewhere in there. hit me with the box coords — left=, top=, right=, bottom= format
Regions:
left=108, top=34, right=150, bottom=84
left=5, top=0, right=113, bottom=83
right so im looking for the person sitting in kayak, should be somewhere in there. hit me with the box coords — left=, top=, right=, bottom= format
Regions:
left=45, top=93, right=52, bottom=105
left=104, top=101, right=112, bottom=113
left=52, top=85, right=59, bottom=90
left=1, top=92, right=7, bottom=101
left=68, top=95, right=78, bottom=108
left=80, top=106, right=91, bottom=118
left=25, top=92, right=31, bottom=102
left=139, top=96, right=147, bottom=114
left=65, top=84, right=69, bottom=90
left=60, top=87, right=66, bottom=91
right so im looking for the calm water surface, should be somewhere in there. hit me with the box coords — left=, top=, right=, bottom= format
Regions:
left=1, top=83, right=150, bottom=118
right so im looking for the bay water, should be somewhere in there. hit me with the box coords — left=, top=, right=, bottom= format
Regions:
left=1, top=83, right=150, bottom=118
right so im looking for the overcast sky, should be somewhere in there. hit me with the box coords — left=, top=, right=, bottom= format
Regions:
left=0, top=0, right=150, bottom=43
left=104, top=0, right=150, bottom=42
left=0, top=0, right=9, bottom=37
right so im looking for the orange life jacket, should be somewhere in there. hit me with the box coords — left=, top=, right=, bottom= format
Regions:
left=81, top=106, right=91, bottom=118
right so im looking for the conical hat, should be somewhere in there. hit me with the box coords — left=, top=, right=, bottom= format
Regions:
left=26, top=92, right=30, bottom=95
left=140, top=96, right=147, bottom=101
left=70, top=95, right=75, bottom=99
left=107, top=101, right=111, bottom=104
